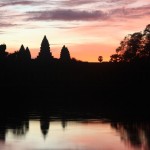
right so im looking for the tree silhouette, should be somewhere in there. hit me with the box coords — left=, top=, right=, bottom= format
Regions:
left=98, top=56, right=103, bottom=62
left=0, top=44, right=8, bottom=60
left=110, top=24, right=150, bottom=62
left=116, top=33, right=142, bottom=62
left=144, top=24, right=150, bottom=35
left=124, top=32, right=142, bottom=61
left=60, top=45, right=71, bottom=62
left=141, top=24, right=150, bottom=60
left=110, top=54, right=122, bottom=62
left=37, top=35, right=53, bottom=61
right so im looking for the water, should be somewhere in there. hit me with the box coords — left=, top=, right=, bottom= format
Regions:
left=0, top=113, right=149, bottom=150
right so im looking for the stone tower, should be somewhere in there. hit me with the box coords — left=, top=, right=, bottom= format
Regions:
left=60, top=45, right=71, bottom=62
left=37, top=35, right=53, bottom=60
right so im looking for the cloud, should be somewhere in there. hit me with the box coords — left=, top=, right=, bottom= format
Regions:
left=56, top=0, right=138, bottom=8
left=0, top=31, right=5, bottom=34
left=61, top=0, right=100, bottom=6
left=55, top=26, right=77, bottom=29
left=0, top=0, right=39, bottom=7
left=109, top=4, right=150, bottom=18
left=106, top=0, right=137, bottom=4
left=0, top=0, right=150, bottom=29
left=26, top=9, right=107, bottom=21
left=0, top=22, right=17, bottom=28
left=25, top=2, right=150, bottom=22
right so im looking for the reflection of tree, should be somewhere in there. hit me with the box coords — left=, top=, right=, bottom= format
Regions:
left=111, top=122, right=150, bottom=150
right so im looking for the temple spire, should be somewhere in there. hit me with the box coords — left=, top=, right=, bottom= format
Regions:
left=37, top=35, right=53, bottom=61
left=60, top=45, right=71, bottom=62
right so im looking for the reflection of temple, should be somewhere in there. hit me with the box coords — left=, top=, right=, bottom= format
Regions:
left=111, top=122, right=150, bottom=150
left=12, top=120, right=29, bottom=136
left=0, top=122, right=6, bottom=142
left=37, top=35, right=53, bottom=61
left=0, top=114, right=69, bottom=141
left=39, top=116, right=68, bottom=139
left=61, top=118, right=67, bottom=129
left=40, top=116, right=50, bottom=138
left=0, top=118, right=29, bottom=142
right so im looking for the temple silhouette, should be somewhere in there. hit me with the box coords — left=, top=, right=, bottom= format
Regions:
left=37, top=35, right=53, bottom=61
left=18, top=45, right=31, bottom=61
left=60, top=45, right=71, bottom=62
left=0, top=35, right=73, bottom=63
left=0, top=44, right=8, bottom=60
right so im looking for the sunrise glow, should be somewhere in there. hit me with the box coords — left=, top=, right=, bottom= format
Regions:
left=1, top=0, right=150, bottom=62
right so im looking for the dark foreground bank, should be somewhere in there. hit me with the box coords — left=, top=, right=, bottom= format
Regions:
left=0, top=61, right=150, bottom=117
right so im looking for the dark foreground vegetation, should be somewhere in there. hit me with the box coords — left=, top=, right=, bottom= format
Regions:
left=0, top=60, right=150, bottom=117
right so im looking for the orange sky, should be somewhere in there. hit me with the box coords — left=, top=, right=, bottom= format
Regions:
left=0, top=0, right=150, bottom=62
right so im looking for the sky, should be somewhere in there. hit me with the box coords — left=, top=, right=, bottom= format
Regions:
left=0, top=0, right=150, bottom=62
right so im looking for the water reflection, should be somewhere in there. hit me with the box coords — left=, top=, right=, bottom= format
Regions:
left=111, top=122, right=150, bottom=150
left=0, top=117, right=29, bottom=142
left=11, top=120, right=29, bottom=137
left=0, top=113, right=150, bottom=150
left=0, top=122, right=6, bottom=141
left=61, top=119, right=67, bottom=129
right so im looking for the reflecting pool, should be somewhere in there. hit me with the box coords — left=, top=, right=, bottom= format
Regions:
left=0, top=117, right=149, bottom=150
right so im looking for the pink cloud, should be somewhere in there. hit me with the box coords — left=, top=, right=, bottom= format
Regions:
left=27, top=9, right=107, bottom=21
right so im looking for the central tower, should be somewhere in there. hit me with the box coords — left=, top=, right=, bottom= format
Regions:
left=37, top=35, right=53, bottom=60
